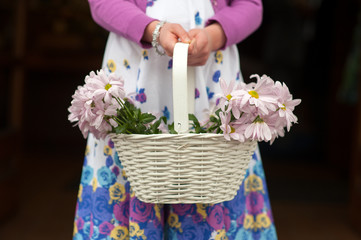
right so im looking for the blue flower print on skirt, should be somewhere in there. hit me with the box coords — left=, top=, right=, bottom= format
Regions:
left=146, top=0, right=157, bottom=7
left=136, top=88, right=147, bottom=103
left=81, top=166, right=93, bottom=185
left=163, top=106, right=170, bottom=120
left=195, top=88, right=200, bottom=99
left=212, top=70, right=221, bottom=83
left=195, top=11, right=202, bottom=26
left=235, top=228, right=254, bottom=240
left=168, top=59, right=173, bottom=69
left=97, top=166, right=116, bottom=188
left=206, top=87, right=214, bottom=100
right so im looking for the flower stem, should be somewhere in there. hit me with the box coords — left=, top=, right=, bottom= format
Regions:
left=115, top=97, right=133, bottom=119
left=204, top=122, right=217, bottom=133
left=112, top=116, right=126, bottom=125
left=111, top=116, right=132, bottom=134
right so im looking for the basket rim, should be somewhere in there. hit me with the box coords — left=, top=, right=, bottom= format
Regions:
left=108, top=133, right=258, bottom=143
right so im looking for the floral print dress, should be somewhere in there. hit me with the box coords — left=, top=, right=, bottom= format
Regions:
left=73, top=0, right=278, bottom=239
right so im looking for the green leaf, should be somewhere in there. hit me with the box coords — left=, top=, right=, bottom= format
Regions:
left=215, top=108, right=222, bottom=117
left=210, top=115, right=218, bottom=123
left=188, top=114, right=199, bottom=123
left=141, top=113, right=156, bottom=124
left=151, top=119, right=161, bottom=132
left=168, top=123, right=177, bottom=134
left=114, top=124, right=128, bottom=134
left=134, top=108, right=141, bottom=119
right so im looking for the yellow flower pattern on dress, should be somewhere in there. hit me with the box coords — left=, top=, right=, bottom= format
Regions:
left=107, top=59, right=117, bottom=72
left=104, top=145, right=112, bottom=156
left=243, top=214, right=255, bottom=230
left=215, top=229, right=228, bottom=240
left=78, top=184, right=83, bottom=202
left=129, top=222, right=146, bottom=239
left=92, top=178, right=97, bottom=192
left=196, top=203, right=209, bottom=220
left=215, top=50, right=223, bottom=64
left=110, top=226, right=129, bottom=240
left=84, top=145, right=90, bottom=156
left=244, top=174, right=264, bottom=194
left=256, top=213, right=271, bottom=229
left=130, top=186, right=135, bottom=198
left=124, top=59, right=130, bottom=69
left=168, top=213, right=182, bottom=233
left=142, top=50, right=149, bottom=60
left=109, top=182, right=126, bottom=204
left=122, top=169, right=127, bottom=179
left=154, top=204, right=162, bottom=222
left=73, top=221, right=78, bottom=236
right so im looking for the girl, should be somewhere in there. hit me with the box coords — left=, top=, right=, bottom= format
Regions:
left=73, top=0, right=277, bottom=239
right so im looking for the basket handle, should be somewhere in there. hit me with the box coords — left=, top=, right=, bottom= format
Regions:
left=172, top=42, right=195, bottom=133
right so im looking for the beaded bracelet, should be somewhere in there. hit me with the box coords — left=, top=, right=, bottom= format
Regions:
left=152, top=21, right=166, bottom=56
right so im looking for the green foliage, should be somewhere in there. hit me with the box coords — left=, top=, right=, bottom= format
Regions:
left=188, top=114, right=206, bottom=133
left=112, top=99, right=162, bottom=134
left=189, top=108, right=222, bottom=134
left=111, top=98, right=222, bottom=135
left=167, top=122, right=178, bottom=134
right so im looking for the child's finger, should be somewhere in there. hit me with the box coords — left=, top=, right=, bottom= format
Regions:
left=188, top=38, right=197, bottom=55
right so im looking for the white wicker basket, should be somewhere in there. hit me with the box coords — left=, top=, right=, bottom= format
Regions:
left=109, top=43, right=257, bottom=204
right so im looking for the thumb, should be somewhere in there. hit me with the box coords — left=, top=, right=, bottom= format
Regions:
left=188, top=29, right=200, bottom=38
left=171, top=24, right=191, bottom=43
left=188, top=38, right=197, bottom=55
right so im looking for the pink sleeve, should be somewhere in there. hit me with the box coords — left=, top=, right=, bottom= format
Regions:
left=88, top=0, right=156, bottom=48
left=206, top=0, right=263, bottom=48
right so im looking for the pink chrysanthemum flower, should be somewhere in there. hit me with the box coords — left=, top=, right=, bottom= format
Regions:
left=220, top=111, right=243, bottom=141
left=219, top=78, right=243, bottom=119
left=68, top=85, right=92, bottom=123
left=86, top=70, right=125, bottom=104
left=68, top=70, right=122, bottom=139
left=235, top=74, right=278, bottom=115
left=261, top=112, right=285, bottom=144
left=244, top=115, right=272, bottom=142
left=218, top=78, right=235, bottom=108
left=274, top=81, right=301, bottom=131
left=90, top=98, right=118, bottom=129
left=219, top=111, right=232, bottom=140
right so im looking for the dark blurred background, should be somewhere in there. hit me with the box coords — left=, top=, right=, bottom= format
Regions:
left=0, top=0, right=360, bottom=239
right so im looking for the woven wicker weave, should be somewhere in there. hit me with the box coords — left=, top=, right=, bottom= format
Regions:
left=109, top=43, right=257, bottom=204
left=110, top=133, right=257, bottom=204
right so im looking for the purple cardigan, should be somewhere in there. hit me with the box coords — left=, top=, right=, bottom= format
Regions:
left=88, top=0, right=263, bottom=48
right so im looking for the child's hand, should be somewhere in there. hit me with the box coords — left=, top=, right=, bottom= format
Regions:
left=143, top=21, right=191, bottom=56
left=187, top=28, right=212, bottom=66
left=158, top=22, right=192, bottom=56
left=187, top=23, right=226, bottom=66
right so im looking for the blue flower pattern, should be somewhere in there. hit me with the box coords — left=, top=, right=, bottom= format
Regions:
left=146, top=0, right=157, bottom=7
left=206, top=87, right=214, bottom=100
left=136, top=88, right=147, bottom=103
left=162, top=106, right=170, bottom=120
left=195, top=11, right=202, bottom=26
left=213, top=70, right=221, bottom=83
